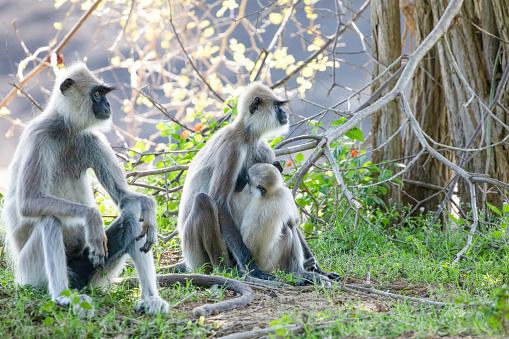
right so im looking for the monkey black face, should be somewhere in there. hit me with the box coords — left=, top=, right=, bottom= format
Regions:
left=256, top=184, right=267, bottom=197
left=274, top=100, right=288, bottom=125
left=91, top=85, right=114, bottom=120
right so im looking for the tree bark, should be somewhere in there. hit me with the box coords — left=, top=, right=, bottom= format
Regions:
left=402, top=0, right=453, bottom=216
left=431, top=0, right=508, bottom=208
left=371, top=0, right=403, bottom=204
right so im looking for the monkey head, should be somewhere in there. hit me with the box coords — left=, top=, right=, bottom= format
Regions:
left=248, top=163, right=283, bottom=197
left=237, top=82, right=290, bottom=138
left=50, top=62, right=115, bottom=131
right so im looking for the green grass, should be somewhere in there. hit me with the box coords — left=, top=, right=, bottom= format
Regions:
left=0, top=207, right=508, bottom=338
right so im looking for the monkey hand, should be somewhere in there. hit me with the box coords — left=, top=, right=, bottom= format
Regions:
left=135, top=197, right=157, bottom=253
left=86, top=208, right=108, bottom=268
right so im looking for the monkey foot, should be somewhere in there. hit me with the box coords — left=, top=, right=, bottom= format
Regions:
left=55, top=294, right=94, bottom=318
left=136, top=296, right=169, bottom=314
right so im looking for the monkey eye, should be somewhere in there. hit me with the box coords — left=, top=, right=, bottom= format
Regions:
left=94, top=91, right=101, bottom=99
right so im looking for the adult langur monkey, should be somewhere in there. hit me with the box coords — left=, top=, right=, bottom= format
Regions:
left=240, top=163, right=329, bottom=284
left=177, top=82, right=340, bottom=282
left=1, top=63, right=255, bottom=318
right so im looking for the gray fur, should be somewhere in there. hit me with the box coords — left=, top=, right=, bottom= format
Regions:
left=1, top=63, right=168, bottom=317
left=240, top=164, right=327, bottom=285
left=177, top=82, right=341, bottom=284
left=177, top=82, right=288, bottom=278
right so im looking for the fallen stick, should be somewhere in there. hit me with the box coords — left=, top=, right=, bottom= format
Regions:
left=113, top=273, right=255, bottom=317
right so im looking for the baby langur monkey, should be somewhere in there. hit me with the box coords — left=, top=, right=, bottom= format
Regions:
left=240, top=164, right=329, bottom=284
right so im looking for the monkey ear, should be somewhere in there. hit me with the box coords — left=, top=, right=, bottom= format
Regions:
left=272, top=161, right=283, bottom=174
left=60, top=78, right=75, bottom=94
left=249, top=96, right=262, bottom=114
left=256, top=184, right=266, bottom=197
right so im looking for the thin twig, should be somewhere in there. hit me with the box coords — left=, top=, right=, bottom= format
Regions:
left=9, top=83, right=43, bottom=111
left=158, top=229, right=179, bottom=243
left=168, top=1, right=225, bottom=104
left=126, top=165, right=189, bottom=181
left=0, top=0, right=103, bottom=109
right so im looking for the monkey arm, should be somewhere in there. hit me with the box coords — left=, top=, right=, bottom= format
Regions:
left=91, top=139, right=157, bottom=253
left=18, top=142, right=107, bottom=267
left=18, top=144, right=99, bottom=221
left=209, top=146, right=273, bottom=280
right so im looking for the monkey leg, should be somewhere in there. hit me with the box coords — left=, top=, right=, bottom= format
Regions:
left=181, top=193, right=231, bottom=273
left=71, top=209, right=168, bottom=314
left=15, top=223, right=48, bottom=288
left=17, top=217, right=93, bottom=317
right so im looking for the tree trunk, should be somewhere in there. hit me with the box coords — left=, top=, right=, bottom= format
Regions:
left=431, top=0, right=509, bottom=209
left=402, top=0, right=453, bottom=217
left=371, top=0, right=403, bottom=205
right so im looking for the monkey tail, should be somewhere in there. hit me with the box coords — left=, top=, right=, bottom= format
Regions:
left=113, top=273, right=254, bottom=317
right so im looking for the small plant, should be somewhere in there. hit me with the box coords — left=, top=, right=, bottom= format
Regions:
left=484, top=284, right=509, bottom=335
left=269, top=314, right=295, bottom=337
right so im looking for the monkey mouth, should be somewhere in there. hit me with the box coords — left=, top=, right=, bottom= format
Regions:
left=95, top=112, right=111, bottom=120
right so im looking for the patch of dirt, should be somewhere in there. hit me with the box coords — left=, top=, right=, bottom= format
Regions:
left=157, top=248, right=182, bottom=267
left=172, top=281, right=397, bottom=337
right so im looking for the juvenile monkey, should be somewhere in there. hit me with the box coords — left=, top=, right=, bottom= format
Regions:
left=240, top=163, right=325, bottom=284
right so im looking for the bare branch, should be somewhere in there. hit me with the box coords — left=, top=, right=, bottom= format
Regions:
left=126, top=165, right=189, bottom=182
left=0, top=0, right=104, bottom=110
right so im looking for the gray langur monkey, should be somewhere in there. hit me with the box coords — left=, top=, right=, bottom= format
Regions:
left=1, top=63, right=169, bottom=317
left=240, top=164, right=331, bottom=284
left=177, top=82, right=340, bottom=282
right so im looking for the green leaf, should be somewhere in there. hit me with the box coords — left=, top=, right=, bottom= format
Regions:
left=269, top=320, right=280, bottom=327
left=195, top=133, right=203, bottom=142
left=41, top=300, right=55, bottom=312
left=275, top=327, right=287, bottom=336
left=156, top=123, right=166, bottom=130
left=503, top=204, right=509, bottom=213
left=44, top=317, right=54, bottom=326
left=377, top=186, right=387, bottom=195
left=72, top=296, right=81, bottom=305
left=331, top=117, right=346, bottom=126
left=332, top=145, right=343, bottom=159
left=494, top=231, right=503, bottom=238
left=80, top=301, right=93, bottom=310
left=319, top=186, right=330, bottom=195
left=487, top=203, right=502, bottom=215
left=143, top=155, right=155, bottom=163
left=172, top=133, right=181, bottom=140
left=60, top=290, right=71, bottom=297
left=502, top=223, right=508, bottom=230
left=295, top=153, right=304, bottom=163
left=345, top=128, right=364, bottom=141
